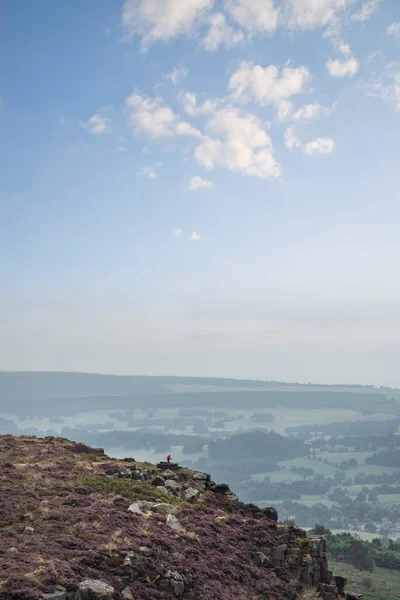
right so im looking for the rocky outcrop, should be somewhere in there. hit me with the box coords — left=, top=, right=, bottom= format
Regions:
left=0, top=435, right=349, bottom=600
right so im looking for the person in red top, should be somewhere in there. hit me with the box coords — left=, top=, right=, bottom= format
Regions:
left=166, top=454, right=172, bottom=464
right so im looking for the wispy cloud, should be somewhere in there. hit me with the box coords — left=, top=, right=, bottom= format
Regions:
left=304, top=137, right=335, bottom=156
left=387, top=22, right=400, bottom=39
left=173, top=228, right=183, bottom=237
left=165, top=66, right=189, bottom=85
left=284, top=128, right=301, bottom=150
left=82, top=106, right=113, bottom=135
left=137, top=166, right=158, bottom=179
left=351, top=0, right=381, bottom=23
left=189, top=176, right=214, bottom=190
left=191, top=232, right=201, bottom=241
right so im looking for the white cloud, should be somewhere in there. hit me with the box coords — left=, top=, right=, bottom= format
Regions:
left=126, top=92, right=201, bottom=138
left=281, top=0, right=354, bottom=31
left=180, top=92, right=221, bottom=116
left=361, top=71, right=400, bottom=112
left=189, top=175, right=214, bottom=189
left=387, top=22, right=400, bottom=38
left=229, top=61, right=311, bottom=117
left=83, top=106, right=113, bottom=135
left=338, top=42, right=351, bottom=56
left=351, top=0, right=381, bottom=23
left=175, top=121, right=202, bottom=137
left=122, top=0, right=214, bottom=48
left=194, top=107, right=281, bottom=179
left=284, top=127, right=301, bottom=149
left=304, top=137, right=335, bottom=156
left=165, top=67, right=189, bottom=85
left=224, top=0, right=278, bottom=32
left=326, top=57, right=359, bottom=77
left=173, top=228, right=183, bottom=237
left=191, top=232, right=201, bottom=240
left=138, top=166, right=158, bottom=179
left=202, top=12, right=244, bottom=51
left=293, top=103, right=330, bottom=121
left=59, top=116, right=65, bottom=125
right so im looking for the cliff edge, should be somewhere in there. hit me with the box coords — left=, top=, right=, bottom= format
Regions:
left=0, top=436, right=342, bottom=600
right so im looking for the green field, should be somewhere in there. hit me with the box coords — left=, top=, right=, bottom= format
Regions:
left=329, top=559, right=400, bottom=600
left=279, top=457, right=337, bottom=475
left=317, top=451, right=373, bottom=463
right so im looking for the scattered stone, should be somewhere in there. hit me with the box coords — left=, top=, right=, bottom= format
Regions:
left=127, top=503, right=143, bottom=516
left=157, top=485, right=172, bottom=496
left=192, top=472, right=208, bottom=481
left=139, top=546, right=152, bottom=557
left=136, top=501, right=156, bottom=511
left=209, top=483, right=230, bottom=494
left=78, top=580, right=115, bottom=600
left=151, top=503, right=178, bottom=515
left=118, top=467, right=132, bottom=479
left=151, top=475, right=165, bottom=487
left=113, top=496, right=129, bottom=508
left=166, top=514, right=183, bottom=531
left=8, top=547, right=18, bottom=553
left=24, top=526, right=35, bottom=534
left=121, top=589, right=133, bottom=600
left=254, top=552, right=268, bottom=567
left=42, top=591, right=66, bottom=600
left=227, top=491, right=239, bottom=502
left=163, top=469, right=178, bottom=480
left=165, top=480, right=181, bottom=493
left=184, top=487, right=201, bottom=503
left=171, top=581, right=185, bottom=598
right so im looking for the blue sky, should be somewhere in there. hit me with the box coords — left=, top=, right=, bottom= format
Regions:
left=1, top=0, right=400, bottom=385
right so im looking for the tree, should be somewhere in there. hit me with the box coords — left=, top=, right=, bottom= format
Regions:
left=347, top=540, right=375, bottom=571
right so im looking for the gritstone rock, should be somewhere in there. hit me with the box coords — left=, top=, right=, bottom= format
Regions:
left=78, top=580, right=115, bottom=600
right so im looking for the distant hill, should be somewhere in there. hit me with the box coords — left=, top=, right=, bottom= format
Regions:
left=1, top=371, right=398, bottom=417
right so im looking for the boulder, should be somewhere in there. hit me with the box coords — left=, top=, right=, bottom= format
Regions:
left=171, top=581, right=185, bottom=598
left=166, top=514, right=183, bottom=531
left=127, top=503, right=143, bottom=516
left=136, top=501, right=156, bottom=511
left=24, top=526, right=35, bottom=534
left=78, top=580, right=115, bottom=600
left=118, top=468, right=133, bottom=479
left=157, top=486, right=172, bottom=496
left=113, top=496, right=129, bottom=508
left=193, top=472, right=208, bottom=481
left=151, top=503, right=179, bottom=516
left=209, top=483, right=230, bottom=494
left=151, top=476, right=166, bottom=487
left=163, top=469, right=178, bottom=480
left=184, top=487, right=201, bottom=504
left=165, top=480, right=182, bottom=493
left=272, top=544, right=287, bottom=562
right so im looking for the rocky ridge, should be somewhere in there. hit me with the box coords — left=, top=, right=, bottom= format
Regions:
left=0, top=436, right=350, bottom=600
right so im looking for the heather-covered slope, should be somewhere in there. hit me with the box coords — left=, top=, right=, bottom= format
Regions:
left=0, top=436, right=333, bottom=600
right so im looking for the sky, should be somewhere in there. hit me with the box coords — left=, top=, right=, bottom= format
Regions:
left=1, top=0, right=400, bottom=386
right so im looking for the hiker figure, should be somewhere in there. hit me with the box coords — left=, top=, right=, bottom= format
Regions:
left=167, top=454, right=172, bottom=464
